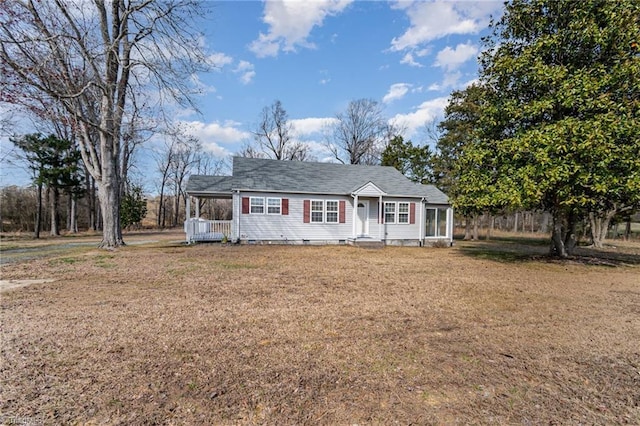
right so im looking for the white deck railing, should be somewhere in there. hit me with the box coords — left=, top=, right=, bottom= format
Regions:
left=184, top=218, right=232, bottom=243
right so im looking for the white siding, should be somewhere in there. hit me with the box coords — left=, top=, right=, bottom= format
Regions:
left=238, top=192, right=353, bottom=242
left=354, top=182, right=385, bottom=197
left=235, top=192, right=451, bottom=244
left=379, top=197, right=421, bottom=241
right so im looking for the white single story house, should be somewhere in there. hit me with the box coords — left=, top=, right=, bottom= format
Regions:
left=184, top=157, right=453, bottom=247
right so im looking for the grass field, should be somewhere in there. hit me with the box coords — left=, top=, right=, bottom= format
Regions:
left=1, top=232, right=639, bottom=424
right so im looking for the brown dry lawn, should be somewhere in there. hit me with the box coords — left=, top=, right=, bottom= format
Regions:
left=1, top=232, right=639, bottom=425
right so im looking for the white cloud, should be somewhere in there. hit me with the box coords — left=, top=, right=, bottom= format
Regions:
left=390, top=0, right=502, bottom=52
left=427, top=70, right=465, bottom=92
left=291, top=117, right=337, bottom=137
left=208, top=51, right=234, bottom=70
left=383, top=83, right=412, bottom=104
left=249, top=0, right=354, bottom=57
left=462, top=77, right=480, bottom=88
left=434, top=42, right=479, bottom=71
left=442, top=70, right=462, bottom=87
left=400, top=52, right=423, bottom=67
left=234, top=60, right=256, bottom=85
left=181, top=120, right=251, bottom=151
left=390, top=97, right=449, bottom=138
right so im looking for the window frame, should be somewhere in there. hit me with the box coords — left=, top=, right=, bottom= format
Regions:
left=425, top=207, right=448, bottom=237
left=249, top=197, right=265, bottom=214
left=325, top=200, right=339, bottom=223
left=266, top=197, right=282, bottom=215
left=398, top=202, right=410, bottom=224
left=384, top=202, right=396, bottom=224
left=310, top=199, right=324, bottom=223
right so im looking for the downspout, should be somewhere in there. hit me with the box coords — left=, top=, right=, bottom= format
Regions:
left=420, top=197, right=425, bottom=246
left=379, top=195, right=383, bottom=241
left=185, top=195, right=191, bottom=243
left=352, top=193, right=358, bottom=239
left=448, top=206, right=454, bottom=244
left=234, top=190, right=241, bottom=243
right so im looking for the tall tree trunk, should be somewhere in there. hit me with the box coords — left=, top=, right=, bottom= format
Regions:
left=513, top=211, right=519, bottom=233
left=50, top=187, right=60, bottom=236
left=66, top=192, right=71, bottom=230
left=564, top=214, right=578, bottom=256
left=486, top=214, right=493, bottom=240
left=86, top=170, right=97, bottom=231
left=589, top=209, right=617, bottom=248
left=472, top=214, right=479, bottom=241
left=463, top=215, right=472, bottom=240
left=173, top=191, right=181, bottom=227
left=550, top=213, right=568, bottom=258
left=157, top=186, right=165, bottom=228
left=530, top=211, right=535, bottom=233
left=69, top=196, right=78, bottom=233
left=35, top=182, right=42, bottom=239
left=624, top=217, right=631, bottom=241
left=97, top=145, right=123, bottom=248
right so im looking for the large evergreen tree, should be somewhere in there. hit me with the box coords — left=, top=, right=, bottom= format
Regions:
left=462, top=0, right=640, bottom=257
left=381, top=135, right=433, bottom=184
left=11, top=134, right=82, bottom=238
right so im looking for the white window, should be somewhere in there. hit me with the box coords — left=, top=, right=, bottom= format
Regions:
left=311, top=200, right=324, bottom=223
left=438, top=207, right=448, bottom=236
left=384, top=202, right=396, bottom=224
left=326, top=200, right=338, bottom=223
left=398, top=202, right=409, bottom=224
left=250, top=197, right=264, bottom=214
left=426, top=208, right=448, bottom=237
left=267, top=197, right=281, bottom=214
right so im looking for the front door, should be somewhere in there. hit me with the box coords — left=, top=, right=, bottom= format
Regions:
left=356, top=201, right=369, bottom=236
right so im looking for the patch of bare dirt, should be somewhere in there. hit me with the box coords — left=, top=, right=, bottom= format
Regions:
left=1, top=240, right=639, bottom=424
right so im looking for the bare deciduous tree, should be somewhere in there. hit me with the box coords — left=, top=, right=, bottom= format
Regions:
left=325, top=99, right=391, bottom=165
left=170, top=134, right=201, bottom=227
left=251, top=100, right=310, bottom=161
left=0, top=0, right=210, bottom=247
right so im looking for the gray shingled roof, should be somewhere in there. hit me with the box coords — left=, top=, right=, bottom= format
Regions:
left=186, top=175, right=235, bottom=195
left=186, top=157, right=449, bottom=204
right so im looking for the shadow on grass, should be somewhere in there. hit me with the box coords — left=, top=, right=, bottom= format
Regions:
left=456, top=236, right=640, bottom=267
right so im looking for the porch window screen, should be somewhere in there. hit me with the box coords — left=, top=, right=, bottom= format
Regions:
left=425, top=208, right=437, bottom=236
left=438, top=208, right=448, bottom=237
left=426, top=208, right=448, bottom=237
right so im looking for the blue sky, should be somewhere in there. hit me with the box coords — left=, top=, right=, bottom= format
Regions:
left=0, top=0, right=504, bottom=188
